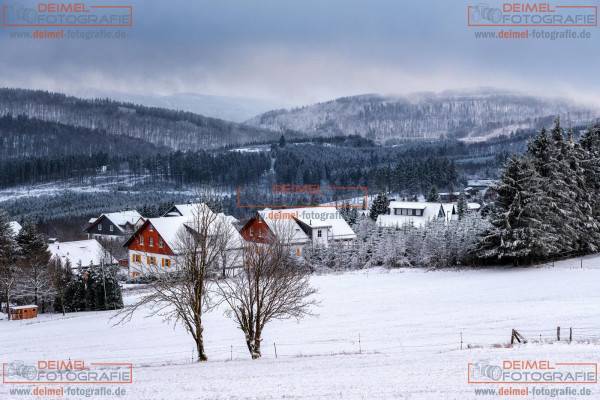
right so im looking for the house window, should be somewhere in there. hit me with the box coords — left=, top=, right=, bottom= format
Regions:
left=147, top=256, right=157, bottom=265
left=149, top=225, right=154, bottom=232
left=158, top=238, right=164, bottom=248
left=394, top=208, right=401, bottom=215
left=249, top=228, right=254, bottom=237
left=411, top=209, right=417, bottom=216
left=98, top=224, right=102, bottom=231
left=295, top=247, right=301, bottom=256
left=109, top=225, right=114, bottom=232
left=149, top=237, right=154, bottom=247
left=132, top=254, right=141, bottom=263
left=317, top=230, right=322, bottom=238
left=139, top=235, right=144, bottom=245
left=162, top=258, right=171, bottom=268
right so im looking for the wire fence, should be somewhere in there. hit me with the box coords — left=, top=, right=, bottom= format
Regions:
left=4, top=322, right=600, bottom=368
left=98, top=325, right=600, bottom=368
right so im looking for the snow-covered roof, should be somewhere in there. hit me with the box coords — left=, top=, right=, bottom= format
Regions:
left=86, top=210, right=142, bottom=234
left=467, top=202, right=481, bottom=211
left=10, top=305, right=38, bottom=310
left=103, top=210, right=143, bottom=228
left=9, top=221, right=22, bottom=236
left=294, top=207, right=356, bottom=240
left=48, top=239, right=116, bottom=268
left=146, top=216, right=189, bottom=251
left=258, top=209, right=310, bottom=244
left=142, top=211, right=244, bottom=253
left=163, top=203, right=212, bottom=218
left=388, top=201, right=428, bottom=210
left=467, top=179, right=497, bottom=187
left=258, top=207, right=356, bottom=242
left=378, top=202, right=455, bottom=228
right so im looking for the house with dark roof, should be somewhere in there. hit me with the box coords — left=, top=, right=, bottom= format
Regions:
left=85, top=210, right=144, bottom=242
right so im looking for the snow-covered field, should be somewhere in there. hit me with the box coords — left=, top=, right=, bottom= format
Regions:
left=2, top=258, right=600, bottom=399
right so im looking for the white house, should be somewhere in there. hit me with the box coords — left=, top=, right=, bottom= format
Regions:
left=240, top=207, right=357, bottom=256
left=376, top=201, right=457, bottom=229
left=48, top=239, right=117, bottom=271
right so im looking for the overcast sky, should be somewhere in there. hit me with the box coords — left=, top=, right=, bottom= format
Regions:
left=1, top=0, right=599, bottom=106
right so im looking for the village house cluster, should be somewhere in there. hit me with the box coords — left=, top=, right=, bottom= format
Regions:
left=41, top=191, right=487, bottom=279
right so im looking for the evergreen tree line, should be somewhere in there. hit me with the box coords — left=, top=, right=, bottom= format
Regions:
left=477, top=120, right=600, bottom=264
left=0, top=149, right=271, bottom=188
left=274, top=144, right=461, bottom=193
left=305, top=214, right=490, bottom=271
left=0, top=210, right=122, bottom=318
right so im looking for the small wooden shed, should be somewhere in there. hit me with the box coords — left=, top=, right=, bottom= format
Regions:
left=10, top=305, right=38, bottom=320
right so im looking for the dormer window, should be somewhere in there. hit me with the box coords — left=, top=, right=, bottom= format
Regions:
left=98, top=224, right=102, bottom=231
left=317, top=230, right=322, bottom=238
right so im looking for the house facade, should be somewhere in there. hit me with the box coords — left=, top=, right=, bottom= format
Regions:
left=85, top=210, right=144, bottom=241
left=376, top=201, right=458, bottom=229
left=124, top=210, right=243, bottom=279
left=240, top=207, right=357, bottom=257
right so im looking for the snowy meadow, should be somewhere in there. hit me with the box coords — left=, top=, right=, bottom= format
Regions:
left=2, top=258, right=600, bottom=399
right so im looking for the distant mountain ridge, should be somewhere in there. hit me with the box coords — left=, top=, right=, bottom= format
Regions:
left=0, top=88, right=283, bottom=151
left=246, top=89, right=600, bottom=142
left=84, top=91, right=289, bottom=123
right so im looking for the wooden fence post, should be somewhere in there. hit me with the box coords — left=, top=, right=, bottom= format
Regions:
left=358, top=333, right=362, bottom=354
left=569, top=327, right=572, bottom=343
left=511, top=329, right=527, bottom=345
left=273, top=342, right=278, bottom=359
left=557, top=326, right=561, bottom=341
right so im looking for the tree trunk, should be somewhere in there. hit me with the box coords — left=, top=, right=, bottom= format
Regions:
left=195, top=320, right=208, bottom=362
left=245, top=330, right=262, bottom=359
left=6, top=291, right=11, bottom=320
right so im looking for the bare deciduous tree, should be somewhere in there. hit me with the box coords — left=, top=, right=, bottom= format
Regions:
left=115, top=203, right=238, bottom=362
left=216, top=223, right=318, bottom=359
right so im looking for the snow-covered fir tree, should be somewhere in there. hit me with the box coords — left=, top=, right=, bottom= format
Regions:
left=476, top=156, right=556, bottom=263
left=0, top=210, right=19, bottom=317
left=369, top=192, right=389, bottom=221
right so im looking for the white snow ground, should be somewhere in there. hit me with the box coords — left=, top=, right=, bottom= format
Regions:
left=2, top=257, right=600, bottom=399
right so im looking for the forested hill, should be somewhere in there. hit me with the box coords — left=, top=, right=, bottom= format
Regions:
left=246, top=89, right=599, bottom=142
left=0, top=88, right=284, bottom=150
left=0, top=114, right=167, bottom=159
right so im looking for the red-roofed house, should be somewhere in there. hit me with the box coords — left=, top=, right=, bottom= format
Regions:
left=123, top=211, right=244, bottom=279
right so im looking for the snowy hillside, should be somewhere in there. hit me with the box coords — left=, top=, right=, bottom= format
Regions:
left=3, top=258, right=600, bottom=399
left=246, top=89, right=599, bottom=142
